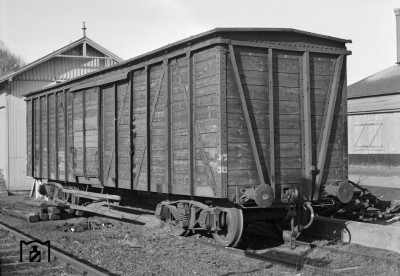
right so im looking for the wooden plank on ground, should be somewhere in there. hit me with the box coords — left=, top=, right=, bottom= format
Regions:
left=61, top=189, right=121, bottom=201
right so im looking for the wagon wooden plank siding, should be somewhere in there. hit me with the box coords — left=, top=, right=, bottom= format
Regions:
left=25, top=29, right=352, bottom=247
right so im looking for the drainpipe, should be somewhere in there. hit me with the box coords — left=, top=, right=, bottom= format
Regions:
left=395, top=8, right=400, bottom=64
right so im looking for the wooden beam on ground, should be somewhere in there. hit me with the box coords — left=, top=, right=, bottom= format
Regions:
left=1, top=207, right=39, bottom=222
left=68, top=203, right=152, bottom=224
left=61, top=189, right=121, bottom=201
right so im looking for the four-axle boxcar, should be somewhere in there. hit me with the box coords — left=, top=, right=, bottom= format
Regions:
left=25, top=28, right=352, bottom=247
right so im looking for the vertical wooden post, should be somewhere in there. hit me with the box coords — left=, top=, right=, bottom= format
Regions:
left=39, top=97, right=42, bottom=179
left=145, top=66, right=151, bottom=192
left=82, top=90, right=87, bottom=178
left=301, top=51, right=312, bottom=199
left=129, top=73, right=133, bottom=189
left=268, top=48, right=276, bottom=196
left=97, top=87, right=103, bottom=185
left=55, top=93, right=59, bottom=180
left=187, top=53, right=194, bottom=196
left=114, top=84, right=118, bottom=188
left=46, top=95, right=50, bottom=180
left=341, top=57, right=348, bottom=183
left=166, top=61, right=172, bottom=194
left=217, top=47, right=228, bottom=198
left=64, top=90, right=68, bottom=182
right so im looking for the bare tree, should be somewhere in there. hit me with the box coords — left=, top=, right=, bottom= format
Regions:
left=0, top=40, right=25, bottom=77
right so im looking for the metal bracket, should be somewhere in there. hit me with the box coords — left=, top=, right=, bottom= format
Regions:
left=217, top=166, right=227, bottom=173
left=217, top=154, right=227, bottom=161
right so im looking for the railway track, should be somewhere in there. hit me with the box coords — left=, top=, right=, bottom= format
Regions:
left=187, top=235, right=349, bottom=276
left=189, top=235, right=400, bottom=276
left=0, top=221, right=110, bottom=276
left=164, top=222, right=400, bottom=276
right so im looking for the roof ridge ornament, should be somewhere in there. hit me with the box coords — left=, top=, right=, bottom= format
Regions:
left=82, top=22, right=87, bottom=38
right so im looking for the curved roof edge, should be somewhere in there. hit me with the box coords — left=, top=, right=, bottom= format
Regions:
left=348, top=64, right=400, bottom=99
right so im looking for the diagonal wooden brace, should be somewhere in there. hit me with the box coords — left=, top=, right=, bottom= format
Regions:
left=313, top=55, right=344, bottom=200
left=229, top=44, right=269, bottom=186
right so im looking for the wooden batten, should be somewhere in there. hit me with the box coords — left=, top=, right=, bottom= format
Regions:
left=268, top=48, right=276, bottom=195
left=187, top=53, right=194, bottom=197
left=145, top=66, right=150, bottom=192
left=97, top=87, right=103, bottom=185
left=301, top=51, right=312, bottom=199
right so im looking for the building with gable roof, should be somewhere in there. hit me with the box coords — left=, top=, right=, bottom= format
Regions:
left=0, top=30, right=122, bottom=193
left=347, top=8, right=400, bottom=167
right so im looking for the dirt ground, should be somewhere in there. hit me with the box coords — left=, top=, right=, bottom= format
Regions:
left=0, top=196, right=296, bottom=276
left=1, top=194, right=400, bottom=276
left=1, top=169, right=400, bottom=276
left=349, top=165, right=400, bottom=201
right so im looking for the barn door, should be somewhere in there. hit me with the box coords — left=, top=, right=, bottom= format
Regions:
left=353, top=119, right=383, bottom=152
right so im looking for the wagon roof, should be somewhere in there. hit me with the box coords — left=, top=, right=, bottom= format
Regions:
left=24, top=28, right=351, bottom=97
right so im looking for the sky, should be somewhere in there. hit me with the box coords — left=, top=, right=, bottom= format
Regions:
left=0, top=0, right=399, bottom=85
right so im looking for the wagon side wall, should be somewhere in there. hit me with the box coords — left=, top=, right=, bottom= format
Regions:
left=26, top=46, right=225, bottom=198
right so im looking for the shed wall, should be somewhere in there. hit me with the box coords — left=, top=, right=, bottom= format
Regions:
left=0, top=94, right=7, bottom=187
left=348, top=112, right=400, bottom=166
left=348, top=94, right=400, bottom=114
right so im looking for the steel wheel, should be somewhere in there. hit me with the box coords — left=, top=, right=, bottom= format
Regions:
left=212, top=207, right=243, bottom=247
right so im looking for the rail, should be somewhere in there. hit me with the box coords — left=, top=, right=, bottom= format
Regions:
left=0, top=221, right=111, bottom=276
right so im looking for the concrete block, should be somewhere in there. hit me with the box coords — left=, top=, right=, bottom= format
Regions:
left=304, top=216, right=400, bottom=254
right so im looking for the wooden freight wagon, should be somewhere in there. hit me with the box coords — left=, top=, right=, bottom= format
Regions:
left=25, top=28, right=352, bottom=247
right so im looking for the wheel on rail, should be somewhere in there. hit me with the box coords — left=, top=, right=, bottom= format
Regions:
left=212, top=207, right=243, bottom=247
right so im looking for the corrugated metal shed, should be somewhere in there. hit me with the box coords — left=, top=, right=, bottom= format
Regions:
left=0, top=36, right=122, bottom=191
